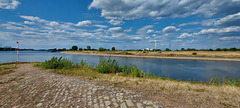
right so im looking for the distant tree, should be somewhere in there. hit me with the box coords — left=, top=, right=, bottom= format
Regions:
left=209, top=49, right=214, bottom=51
left=230, top=47, right=238, bottom=51
left=98, top=47, right=105, bottom=51
left=222, top=48, right=229, bottom=51
left=165, top=48, right=170, bottom=51
left=72, top=46, right=78, bottom=51
left=79, top=48, right=83, bottom=51
left=181, top=48, right=185, bottom=51
left=87, top=46, right=91, bottom=50
left=112, top=47, right=116, bottom=51
left=216, top=48, right=221, bottom=51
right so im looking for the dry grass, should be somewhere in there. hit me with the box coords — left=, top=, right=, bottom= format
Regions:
left=0, top=64, right=17, bottom=75
left=47, top=66, right=240, bottom=108
left=64, top=51, right=240, bottom=58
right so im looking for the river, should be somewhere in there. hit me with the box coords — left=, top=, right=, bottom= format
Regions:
left=1, top=51, right=240, bottom=83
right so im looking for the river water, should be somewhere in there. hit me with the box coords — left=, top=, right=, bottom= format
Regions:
left=1, top=51, right=240, bottom=83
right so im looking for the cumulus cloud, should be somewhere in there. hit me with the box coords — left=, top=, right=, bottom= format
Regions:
left=108, top=27, right=123, bottom=33
left=147, top=30, right=154, bottom=34
left=162, top=26, right=180, bottom=33
left=108, top=19, right=124, bottom=25
left=0, top=0, right=20, bottom=9
left=24, top=21, right=35, bottom=25
left=89, top=0, right=240, bottom=20
left=177, top=33, right=194, bottom=38
left=49, top=21, right=59, bottom=26
left=76, top=20, right=92, bottom=27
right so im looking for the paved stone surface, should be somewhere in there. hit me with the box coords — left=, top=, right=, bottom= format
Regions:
left=0, top=64, right=163, bottom=107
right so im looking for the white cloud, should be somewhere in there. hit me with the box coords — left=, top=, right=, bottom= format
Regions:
left=177, top=33, right=193, bottom=38
left=108, top=19, right=124, bottom=25
left=219, top=36, right=240, bottom=40
left=20, top=15, right=47, bottom=23
left=147, top=30, right=154, bottom=34
left=108, top=27, right=123, bottom=33
left=0, top=0, right=20, bottom=9
left=137, top=25, right=153, bottom=35
left=76, top=20, right=92, bottom=27
left=181, top=26, right=240, bottom=38
left=24, top=21, right=35, bottom=25
left=162, top=26, right=180, bottom=33
left=93, top=24, right=108, bottom=28
left=49, top=21, right=59, bottom=26
left=89, top=0, right=240, bottom=20
left=214, top=12, right=240, bottom=27
left=201, top=19, right=216, bottom=26
left=198, top=26, right=240, bottom=35
left=124, top=27, right=132, bottom=32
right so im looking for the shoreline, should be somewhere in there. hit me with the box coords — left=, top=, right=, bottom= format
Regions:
left=61, top=51, right=240, bottom=62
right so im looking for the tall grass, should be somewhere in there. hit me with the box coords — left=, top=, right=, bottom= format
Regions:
left=41, top=57, right=75, bottom=69
left=209, top=76, right=240, bottom=86
left=95, top=57, right=122, bottom=73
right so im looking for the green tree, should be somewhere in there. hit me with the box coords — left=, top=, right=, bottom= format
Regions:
left=112, top=47, right=116, bottom=51
left=216, top=48, right=221, bottom=51
left=99, top=47, right=106, bottom=51
left=181, top=48, right=185, bottom=51
left=87, top=46, right=91, bottom=50
left=79, top=48, right=83, bottom=51
left=165, top=48, right=170, bottom=51
left=72, top=46, right=78, bottom=51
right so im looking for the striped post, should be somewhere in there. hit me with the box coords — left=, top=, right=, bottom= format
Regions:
left=17, top=42, right=19, bottom=63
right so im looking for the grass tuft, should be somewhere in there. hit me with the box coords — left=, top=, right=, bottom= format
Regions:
left=40, top=57, right=75, bottom=69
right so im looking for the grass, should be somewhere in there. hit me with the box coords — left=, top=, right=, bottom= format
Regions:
left=63, top=50, right=240, bottom=58
left=40, top=57, right=75, bottom=69
left=0, top=64, right=17, bottom=75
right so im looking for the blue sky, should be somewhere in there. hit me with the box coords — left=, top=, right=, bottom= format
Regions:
left=0, top=0, right=240, bottom=50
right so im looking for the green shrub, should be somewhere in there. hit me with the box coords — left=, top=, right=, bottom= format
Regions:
left=95, top=57, right=121, bottom=73
left=192, top=52, right=197, bottom=55
left=41, top=57, right=75, bottom=69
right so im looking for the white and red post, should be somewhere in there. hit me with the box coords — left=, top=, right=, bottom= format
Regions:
left=17, top=41, right=19, bottom=63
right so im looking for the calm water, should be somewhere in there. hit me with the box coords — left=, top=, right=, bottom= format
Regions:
left=1, top=51, right=240, bottom=82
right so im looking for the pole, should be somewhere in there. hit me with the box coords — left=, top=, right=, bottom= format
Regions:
left=155, top=40, right=156, bottom=49
left=17, top=42, right=19, bottom=63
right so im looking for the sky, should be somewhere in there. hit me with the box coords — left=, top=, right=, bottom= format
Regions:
left=0, top=0, right=240, bottom=50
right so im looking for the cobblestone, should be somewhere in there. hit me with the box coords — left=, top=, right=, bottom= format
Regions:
left=0, top=64, right=163, bottom=107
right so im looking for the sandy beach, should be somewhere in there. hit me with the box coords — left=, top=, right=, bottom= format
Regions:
left=61, top=51, right=240, bottom=62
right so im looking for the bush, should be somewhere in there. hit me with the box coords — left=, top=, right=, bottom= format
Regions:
left=192, top=52, right=197, bottom=55
left=41, top=57, right=75, bottom=69
left=95, top=57, right=121, bottom=73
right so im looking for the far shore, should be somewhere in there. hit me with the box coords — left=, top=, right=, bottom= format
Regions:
left=61, top=51, right=240, bottom=62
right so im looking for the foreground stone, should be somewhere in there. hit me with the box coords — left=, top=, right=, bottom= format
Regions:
left=0, top=64, right=163, bottom=108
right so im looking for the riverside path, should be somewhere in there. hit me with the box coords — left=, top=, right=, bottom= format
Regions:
left=0, top=64, right=163, bottom=108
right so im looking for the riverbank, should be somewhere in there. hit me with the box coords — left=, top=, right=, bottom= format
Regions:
left=1, top=63, right=239, bottom=107
left=61, top=51, right=240, bottom=62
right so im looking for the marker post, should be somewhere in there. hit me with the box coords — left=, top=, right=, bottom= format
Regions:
left=17, top=42, right=19, bottom=63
